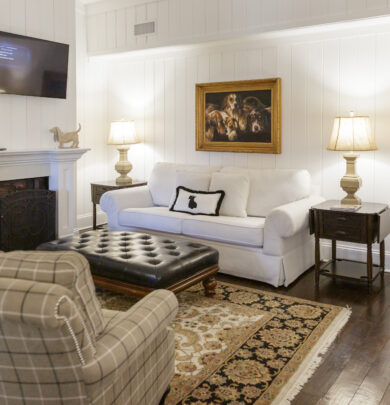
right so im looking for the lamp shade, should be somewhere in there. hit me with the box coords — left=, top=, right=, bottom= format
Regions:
left=108, top=120, right=139, bottom=145
left=327, top=116, right=377, bottom=151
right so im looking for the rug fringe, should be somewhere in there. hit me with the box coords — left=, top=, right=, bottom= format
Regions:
left=272, top=306, right=352, bottom=405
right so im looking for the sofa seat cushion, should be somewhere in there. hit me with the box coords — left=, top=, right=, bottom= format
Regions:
left=118, top=207, right=190, bottom=234
left=182, top=215, right=265, bottom=247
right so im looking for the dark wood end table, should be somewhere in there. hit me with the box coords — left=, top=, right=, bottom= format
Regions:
left=309, top=200, right=390, bottom=292
left=91, top=180, right=147, bottom=229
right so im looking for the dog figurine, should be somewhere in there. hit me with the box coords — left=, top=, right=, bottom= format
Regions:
left=50, top=124, right=81, bottom=148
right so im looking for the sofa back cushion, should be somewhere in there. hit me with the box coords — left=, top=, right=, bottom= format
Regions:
left=220, top=167, right=311, bottom=217
left=209, top=172, right=250, bottom=217
left=149, top=162, right=218, bottom=206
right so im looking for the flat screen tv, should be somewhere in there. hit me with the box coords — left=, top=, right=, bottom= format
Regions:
left=0, top=31, right=69, bottom=99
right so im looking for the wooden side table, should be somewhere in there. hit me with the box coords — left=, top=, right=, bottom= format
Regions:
left=309, top=200, right=390, bottom=292
left=91, top=180, right=147, bottom=230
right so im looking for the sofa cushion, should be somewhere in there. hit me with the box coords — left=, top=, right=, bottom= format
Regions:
left=210, top=172, right=250, bottom=217
left=182, top=215, right=265, bottom=247
left=118, top=207, right=190, bottom=233
left=168, top=171, right=212, bottom=207
left=148, top=162, right=218, bottom=206
left=220, top=167, right=310, bottom=217
left=170, top=187, right=225, bottom=216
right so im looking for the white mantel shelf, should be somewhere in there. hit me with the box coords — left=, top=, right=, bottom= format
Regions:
left=0, top=148, right=90, bottom=238
left=0, top=148, right=90, bottom=166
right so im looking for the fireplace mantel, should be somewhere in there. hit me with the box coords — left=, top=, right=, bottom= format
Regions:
left=0, top=148, right=90, bottom=238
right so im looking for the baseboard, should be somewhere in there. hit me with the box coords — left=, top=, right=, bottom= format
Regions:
left=321, top=240, right=390, bottom=272
left=76, top=211, right=107, bottom=232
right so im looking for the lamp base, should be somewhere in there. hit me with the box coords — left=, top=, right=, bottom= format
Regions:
left=340, top=152, right=362, bottom=206
left=115, top=147, right=133, bottom=186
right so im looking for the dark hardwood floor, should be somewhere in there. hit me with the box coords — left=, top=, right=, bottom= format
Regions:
left=217, top=268, right=390, bottom=405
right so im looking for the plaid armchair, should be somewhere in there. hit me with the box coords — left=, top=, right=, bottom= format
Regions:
left=0, top=251, right=178, bottom=405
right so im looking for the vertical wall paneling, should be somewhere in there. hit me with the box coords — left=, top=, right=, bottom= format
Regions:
left=79, top=10, right=390, bottom=259
left=0, top=0, right=76, bottom=152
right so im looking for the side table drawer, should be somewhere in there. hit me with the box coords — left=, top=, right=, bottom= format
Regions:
left=92, top=185, right=118, bottom=204
left=320, top=211, right=366, bottom=242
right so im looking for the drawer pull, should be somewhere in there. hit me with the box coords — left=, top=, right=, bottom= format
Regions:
left=335, top=231, right=347, bottom=236
left=337, top=217, right=347, bottom=222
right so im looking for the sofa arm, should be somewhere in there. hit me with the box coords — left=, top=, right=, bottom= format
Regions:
left=263, top=195, right=325, bottom=256
left=100, top=185, right=154, bottom=229
left=265, top=195, right=325, bottom=238
left=82, top=290, right=178, bottom=392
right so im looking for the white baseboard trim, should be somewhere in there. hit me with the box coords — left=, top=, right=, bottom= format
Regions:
left=321, top=240, right=390, bottom=272
left=76, top=211, right=107, bottom=232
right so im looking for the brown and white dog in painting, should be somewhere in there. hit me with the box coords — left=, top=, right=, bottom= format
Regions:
left=221, top=93, right=240, bottom=119
left=224, top=116, right=239, bottom=141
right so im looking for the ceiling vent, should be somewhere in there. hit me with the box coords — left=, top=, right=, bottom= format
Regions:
left=134, top=21, right=156, bottom=36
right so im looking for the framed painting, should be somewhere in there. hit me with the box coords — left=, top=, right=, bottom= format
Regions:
left=196, top=78, right=281, bottom=153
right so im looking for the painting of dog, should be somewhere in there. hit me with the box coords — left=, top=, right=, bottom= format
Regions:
left=196, top=78, right=281, bottom=154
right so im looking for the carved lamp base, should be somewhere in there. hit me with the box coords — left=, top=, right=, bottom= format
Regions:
left=340, top=152, right=362, bottom=205
left=115, top=147, right=133, bottom=186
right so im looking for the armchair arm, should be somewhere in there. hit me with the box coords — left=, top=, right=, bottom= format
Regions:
left=263, top=195, right=325, bottom=256
left=82, top=290, right=178, bottom=392
left=100, top=185, right=154, bottom=229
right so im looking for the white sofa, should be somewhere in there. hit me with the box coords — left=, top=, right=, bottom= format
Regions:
left=100, top=162, right=324, bottom=287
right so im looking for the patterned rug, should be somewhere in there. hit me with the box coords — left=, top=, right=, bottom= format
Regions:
left=96, top=282, right=351, bottom=405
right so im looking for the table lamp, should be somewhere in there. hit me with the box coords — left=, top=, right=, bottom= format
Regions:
left=327, top=112, right=377, bottom=206
left=108, top=120, right=140, bottom=185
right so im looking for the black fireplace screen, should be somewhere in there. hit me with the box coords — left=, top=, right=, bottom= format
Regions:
left=0, top=178, right=56, bottom=251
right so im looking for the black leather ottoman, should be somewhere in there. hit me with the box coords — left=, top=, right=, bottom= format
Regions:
left=37, top=230, right=219, bottom=297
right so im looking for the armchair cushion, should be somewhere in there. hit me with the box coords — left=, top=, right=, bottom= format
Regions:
left=0, top=251, right=104, bottom=342
left=83, top=290, right=178, bottom=403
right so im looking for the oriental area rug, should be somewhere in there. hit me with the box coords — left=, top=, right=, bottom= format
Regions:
left=97, top=282, right=351, bottom=405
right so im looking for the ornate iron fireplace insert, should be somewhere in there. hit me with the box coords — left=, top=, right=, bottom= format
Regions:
left=0, top=177, right=56, bottom=251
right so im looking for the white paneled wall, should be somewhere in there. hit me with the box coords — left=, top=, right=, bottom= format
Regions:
left=85, top=0, right=390, bottom=55
left=0, top=0, right=77, bottom=150
left=78, top=18, right=390, bottom=263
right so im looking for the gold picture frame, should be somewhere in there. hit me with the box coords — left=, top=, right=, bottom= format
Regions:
left=196, top=78, right=281, bottom=154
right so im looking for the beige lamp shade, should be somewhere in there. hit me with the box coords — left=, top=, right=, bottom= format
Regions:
left=327, top=116, right=377, bottom=151
left=108, top=120, right=139, bottom=145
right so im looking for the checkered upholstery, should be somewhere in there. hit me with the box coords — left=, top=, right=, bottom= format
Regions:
left=0, top=251, right=178, bottom=405
left=0, top=251, right=104, bottom=343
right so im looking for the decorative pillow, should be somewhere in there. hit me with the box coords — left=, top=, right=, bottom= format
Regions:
left=170, top=186, right=225, bottom=216
left=209, top=172, right=250, bottom=217
left=168, top=171, right=212, bottom=207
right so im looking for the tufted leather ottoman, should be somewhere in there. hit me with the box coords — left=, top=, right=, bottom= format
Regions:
left=37, top=230, right=219, bottom=297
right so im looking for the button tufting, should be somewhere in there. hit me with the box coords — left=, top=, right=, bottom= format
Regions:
left=188, top=243, right=202, bottom=248
left=148, top=259, right=161, bottom=265
left=165, top=245, right=177, bottom=250
left=95, top=249, right=108, bottom=254
left=168, top=251, right=180, bottom=256
left=145, top=253, right=158, bottom=257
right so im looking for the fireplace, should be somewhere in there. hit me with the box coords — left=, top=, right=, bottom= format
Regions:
left=0, top=148, right=89, bottom=239
left=0, top=177, right=56, bottom=251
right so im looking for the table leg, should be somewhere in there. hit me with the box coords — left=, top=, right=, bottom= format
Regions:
left=332, top=240, right=336, bottom=261
left=315, top=235, right=320, bottom=287
left=367, top=242, right=373, bottom=293
left=380, top=240, right=385, bottom=284
left=93, top=203, right=97, bottom=230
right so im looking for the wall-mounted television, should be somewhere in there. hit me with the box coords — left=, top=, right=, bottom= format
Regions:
left=0, top=31, right=69, bottom=99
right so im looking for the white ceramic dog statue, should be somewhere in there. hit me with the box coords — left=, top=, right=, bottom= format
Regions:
left=50, top=124, right=81, bottom=148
